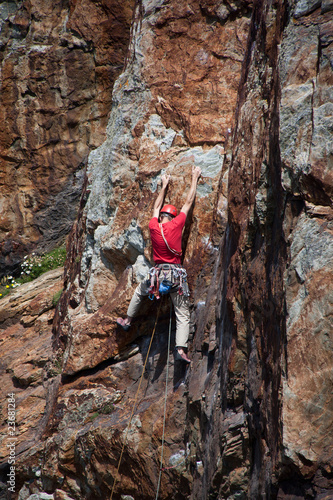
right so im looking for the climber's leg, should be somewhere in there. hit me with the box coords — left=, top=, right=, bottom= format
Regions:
left=171, top=291, right=191, bottom=362
left=116, top=280, right=150, bottom=331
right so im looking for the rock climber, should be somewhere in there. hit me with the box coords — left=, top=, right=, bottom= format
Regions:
left=116, top=165, right=202, bottom=363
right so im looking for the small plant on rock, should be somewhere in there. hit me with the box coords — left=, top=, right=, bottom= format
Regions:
left=20, top=247, right=66, bottom=283
left=52, top=289, right=63, bottom=307
left=0, top=246, right=66, bottom=299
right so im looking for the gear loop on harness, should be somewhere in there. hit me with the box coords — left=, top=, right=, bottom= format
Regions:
left=147, top=263, right=189, bottom=299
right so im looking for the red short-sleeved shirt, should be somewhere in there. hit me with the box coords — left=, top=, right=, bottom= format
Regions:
left=149, top=212, right=186, bottom=264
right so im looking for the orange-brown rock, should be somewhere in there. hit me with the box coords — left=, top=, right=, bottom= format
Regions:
left=0, top=0, right=332, bottom=499
left=218, top=1, right=333, bottom=498
left=0, top=269, right=63, bottom=483
left=55, top=0, right=251, bottom=377
left=0, top=0, right=135, bottom=276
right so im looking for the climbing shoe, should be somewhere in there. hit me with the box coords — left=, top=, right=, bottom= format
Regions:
left=116, top=318, right=131, bottom=332
left=174, top=348, right=191, bottom=364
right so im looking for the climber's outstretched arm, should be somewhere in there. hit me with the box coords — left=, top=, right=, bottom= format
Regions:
left=181, top=166, right=202, bottom=217
left=152, top=174, right=170, bottom=218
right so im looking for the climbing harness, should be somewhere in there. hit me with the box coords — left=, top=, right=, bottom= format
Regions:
left=110, top=298, right=175, bottom=500
left=148, top=263, right=190, bottom=300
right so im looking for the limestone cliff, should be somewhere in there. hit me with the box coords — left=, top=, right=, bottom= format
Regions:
left=0, top=0, right=332, bottom=499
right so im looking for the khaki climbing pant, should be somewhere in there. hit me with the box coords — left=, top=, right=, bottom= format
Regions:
left=126, top=273, right=190, bottom=348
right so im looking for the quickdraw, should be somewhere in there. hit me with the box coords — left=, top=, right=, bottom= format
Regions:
left=148, top=266, right=159, bottom=300
left=148, top=264, right=189, bottom=300
left=172, top=266, right=189, bottom=296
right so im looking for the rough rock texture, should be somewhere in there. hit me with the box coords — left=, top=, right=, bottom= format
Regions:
left=53, top=0, right=251, bottom=376
left=0, top=0, right=134, bottom=276
left=0, top=0, right=332, bottom=499
left=0, top=269, right=63, bottom=492
left=213, top=1, right=333, bottom=497
left=279, top=7, right=333, bottom=495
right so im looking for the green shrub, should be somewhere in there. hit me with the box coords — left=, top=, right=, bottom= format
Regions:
left=20, top=246, right=66, bottom=283
left=0, top=246, right=66, bottom=299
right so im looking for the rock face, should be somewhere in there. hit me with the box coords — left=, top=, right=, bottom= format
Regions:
left=0, top=0, right=134, bottom=276
left=279, top=7, right=333, bottom=494
left=0, top=269, right=63, bottom=493
left=0, top=0, right=332, bottom=499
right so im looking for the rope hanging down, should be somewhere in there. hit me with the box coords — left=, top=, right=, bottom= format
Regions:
left=155, top=298, right=172, bottom=500
left=110, top=300, right=164, bottom=500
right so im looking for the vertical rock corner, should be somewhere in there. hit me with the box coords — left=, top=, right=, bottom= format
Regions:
left=0, top=0, right=332, bottom=499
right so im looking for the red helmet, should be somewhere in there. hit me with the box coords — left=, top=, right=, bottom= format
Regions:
left=160, top=204, right=177, bottom=217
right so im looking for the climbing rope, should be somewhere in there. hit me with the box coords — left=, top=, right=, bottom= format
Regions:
left=155, top=298, right=172, bottom=500
left=110, top=300, right=163, bottom=500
